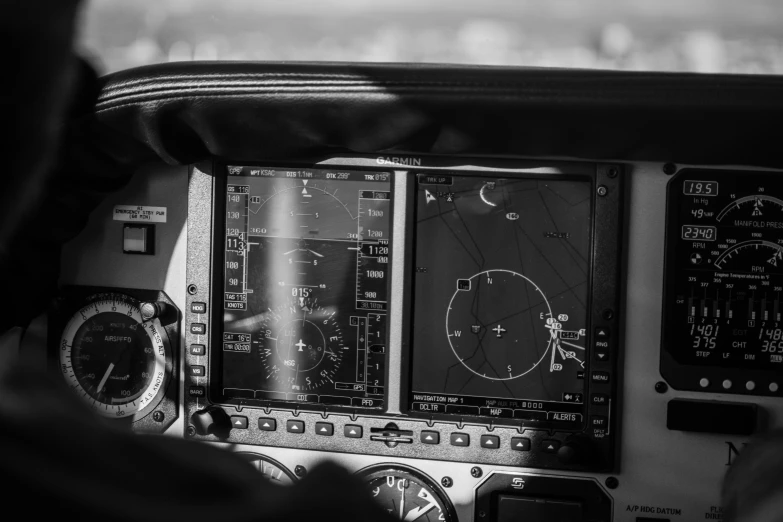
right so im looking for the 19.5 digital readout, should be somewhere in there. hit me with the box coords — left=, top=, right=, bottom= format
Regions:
left=683, top=180, right=718, bottom=196
left=681, top=225, right=717, bottom=241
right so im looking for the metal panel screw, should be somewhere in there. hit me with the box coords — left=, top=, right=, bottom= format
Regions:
left=186, top=426, right=196, bottom=437
left=479, top=511, right=486, bottom=518
left=605, top=476, right=619, bottom=489
left=597, top=185, right=608, bottom=197
left=602, top=309, right=614, bottom=321
left=295, top=465, right=307, bottom=478
left=187, top=284, right=198, bottom=295
left=655, top=381, right=669, bottom=394
left=153, top=411, right=164, bottom=422
left=470, top=467, right=483, bottom=478
left=607, top=167, right=618, bottom=178
left=663, top=163, right=677, bottom=175
left=441, top=476, right=453, bottom=488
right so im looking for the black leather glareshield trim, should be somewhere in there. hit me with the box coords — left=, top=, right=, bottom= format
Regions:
left=92, top=61, right=783, bottom=169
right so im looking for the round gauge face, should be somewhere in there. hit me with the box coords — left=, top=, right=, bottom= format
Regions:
left=446, top=269, right=554, bottom=380
left=258, top=297, right=344, bottom=392
left=358, top=465, right=456, bottom=522
left=59, top=294, right=168, bottom=418
left=238, top=453, right=296, bottom=486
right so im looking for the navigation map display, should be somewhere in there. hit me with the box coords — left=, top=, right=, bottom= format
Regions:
left=409, top=174, right=592, bottom=426
left=220, top=166, right=391, bottom=409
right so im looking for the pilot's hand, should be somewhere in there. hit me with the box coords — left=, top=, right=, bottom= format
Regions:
left=722, top=429, right=783, bottom=522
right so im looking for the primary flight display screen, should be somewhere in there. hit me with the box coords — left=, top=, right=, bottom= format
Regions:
left=220, top=166, right=391, bottom=409
left=409, top=174, right=592, bottom=426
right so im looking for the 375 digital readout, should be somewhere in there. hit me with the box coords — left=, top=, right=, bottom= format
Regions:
left=691, top=324, right=783, bottom=358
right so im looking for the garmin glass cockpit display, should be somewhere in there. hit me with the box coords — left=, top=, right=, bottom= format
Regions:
left=219, top=166, right=391, bottom=409
left=662, top=170, right=783, bottom=395
left=186, top=161, right=621, bottom=472
left=409, top=174, right=592, bottom=427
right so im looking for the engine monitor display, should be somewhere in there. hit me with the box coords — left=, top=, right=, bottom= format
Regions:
left=409, top=174, right=592, bottom=426
left=663, top=171, right=783, bottom=394
left=220, top=166, right=391, bottom=409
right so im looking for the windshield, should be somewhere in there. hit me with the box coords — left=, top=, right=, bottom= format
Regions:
left=79, top=0, right=783, bottom=75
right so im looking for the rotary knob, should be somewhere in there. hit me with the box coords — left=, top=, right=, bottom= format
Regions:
left=191, top=406, right=232, bottom=439
left=557, top=435, right=594, bottom=465
left=140, top=301, right=168, bottom=321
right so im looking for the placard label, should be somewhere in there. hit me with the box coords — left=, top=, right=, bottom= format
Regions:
left=113, top=205, right=167, bottom=223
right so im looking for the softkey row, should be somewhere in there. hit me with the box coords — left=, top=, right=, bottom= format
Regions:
left=235, top=417, right=557, bottom=452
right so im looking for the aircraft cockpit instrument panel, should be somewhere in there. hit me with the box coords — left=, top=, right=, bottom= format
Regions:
left=183, top=159, right=623, bottom=473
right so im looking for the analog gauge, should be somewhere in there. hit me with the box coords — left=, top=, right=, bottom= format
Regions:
left=59, top=293, right=171, bottom=418
left=713, top=239, right=783, bottom=270
left=259, top=297, right=344, bottom=392
left=238, top=453, right=296, bottom=486
left=357, top=464, right=456, bottom=522
left=715, top=194, right=783, bottom=223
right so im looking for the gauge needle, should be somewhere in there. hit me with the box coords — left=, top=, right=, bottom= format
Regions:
left=308, top=249, right=324, bottom=258
left=404, top=490, right=438, bottom=521
left=399, top=485, right=405, bottom=520
left=403, top=501, right=437, bottom=521
left=96, top=363, right=115, bottom=393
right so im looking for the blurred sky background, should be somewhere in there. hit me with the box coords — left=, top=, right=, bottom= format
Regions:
left=78, top=0, right=783, bottom=75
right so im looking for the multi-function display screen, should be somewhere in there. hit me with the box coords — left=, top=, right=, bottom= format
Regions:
left=221, top=166, right=391, bottom=409
left=410, top=174, right=592, bottom=426
left=664, top=172, right=783, bottom=372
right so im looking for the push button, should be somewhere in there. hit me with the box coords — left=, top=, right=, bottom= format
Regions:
left=191, top=302, right=207, bottom=314
left=190, top=365, right=205, bottom=377
left=188, top=386, right=205, bottom=398
left=591, top=393, right=609, bottom=405
left=190, top=344, right=206, bottom=355
left=122, top=223, right=155, bottom=255
left=230, top=416, right=248, bottom=429
left=258, top=418, right=276, bottom=431
left=315, top=422, right=334, bottom=436
left=541, top=440, right=561, bottom=453
left=450, top=433, right=469, bottom=447
left=590, top=416, right=608, bottom=429
left=591, top=371, right=611, bottom=383
left=595, top=327, right=610, bottom=339
left=286, top=420, right=305, bottom=433
left=480, top=435, right=500, bottom=449
left=510, top=437, right=531, bottom=451
left=594, top=341, right=610, bottom=362
left=344, top=425, right=363, bottom=438
left=421, top=431, right=440, bottom=444
left=190, top=323, right=206, bottom=335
